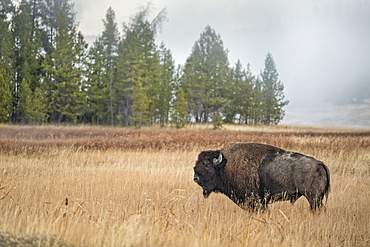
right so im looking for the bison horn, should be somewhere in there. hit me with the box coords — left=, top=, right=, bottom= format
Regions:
left=213, top=150, right=222, bottom=165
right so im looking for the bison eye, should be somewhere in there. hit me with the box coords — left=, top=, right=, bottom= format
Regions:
left=203, top=161, right=211, bottom=169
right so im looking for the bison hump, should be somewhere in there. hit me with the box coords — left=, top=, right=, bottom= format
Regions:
left=221, top=143, right=282, bottom=195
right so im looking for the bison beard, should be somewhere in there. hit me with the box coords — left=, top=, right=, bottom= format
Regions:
left=193, top=142, right=330, bottom=211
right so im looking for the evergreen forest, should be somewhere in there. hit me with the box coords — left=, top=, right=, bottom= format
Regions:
left=0, top=0, right=289, bottom=128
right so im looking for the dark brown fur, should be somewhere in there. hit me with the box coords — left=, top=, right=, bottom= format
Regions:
left=193, top=142, right=330, bottom=211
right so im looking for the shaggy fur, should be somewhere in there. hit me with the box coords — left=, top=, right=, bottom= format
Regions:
left=193, top=142, right=330, bottom=211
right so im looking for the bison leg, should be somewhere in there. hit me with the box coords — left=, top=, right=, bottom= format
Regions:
left=289, top=193, right=302, bottom=204
left=307, top=196, right=325, bottom=211
left=243, top=196, right=269, bottom=212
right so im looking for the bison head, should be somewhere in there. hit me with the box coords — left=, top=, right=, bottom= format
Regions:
left=193, top=150, right=225, bottom=198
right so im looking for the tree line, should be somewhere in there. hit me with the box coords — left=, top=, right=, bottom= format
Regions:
left=0, top=0, right=288, bottom=128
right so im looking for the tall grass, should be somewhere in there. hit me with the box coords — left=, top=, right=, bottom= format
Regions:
left=0, top=125, right=369, bottom=246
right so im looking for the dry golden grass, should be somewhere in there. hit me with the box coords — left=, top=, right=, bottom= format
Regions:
left=0, top=124, right=369, bottom=246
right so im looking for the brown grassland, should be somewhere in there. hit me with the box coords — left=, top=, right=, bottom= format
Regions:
left=0, top=124, right=369, bottom=246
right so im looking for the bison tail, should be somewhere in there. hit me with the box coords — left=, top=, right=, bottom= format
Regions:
left=320, top=162, right=331, bottom=205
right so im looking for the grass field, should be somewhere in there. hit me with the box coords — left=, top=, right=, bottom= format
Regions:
left=0, top=124, right=369, bottom=246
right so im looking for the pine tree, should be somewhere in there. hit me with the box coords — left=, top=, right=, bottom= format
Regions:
left=85, top=37, right=107, bottom=124
left=31, top=86, right=47, bottom=124
left=0, top=14, right=13, bottom=123
left=131, top=80, right=149, bottom=127
left=117, top=3, right=167, bottom=127
left=179, top=58, right=202, bottom=122
left=0, top=65, right=12, bottom=123
left=170, top=86, right=187, bottom=128
left=102, top=6, right=119, bottom=126
left=170, top=64, right=189, bottom=127
left=74, top=31, right=89, bottom=122
left=45, top=4, right=87, bottom=124
left=250, top=77, right=264, bottom=124
left=123, top=18, right=162, bottom=125
left=223, top=60, right=245, bottom=124
left=39, top=0, right=75, bottom=55
left=223, top=61, right=255, bottom=125
left=157, top=42, right=174, bottom=126
left=17, top=77, right=33, bottom=124
left=183, top=25, right=230, bottom=125
left=11, top=1, right=43, bottom=122
left=260, top=53, right=289, bottom=124
left=41, top=52, right=54, bottom=121
left=18, top=73, right=48, bottom=125
left=240, top=63, right=255, bottom=124
left=138, top=20, right=161, bottom=125
left=0, top=10, right=13, bottom=61
left=116, top=30, right=144, bottom=127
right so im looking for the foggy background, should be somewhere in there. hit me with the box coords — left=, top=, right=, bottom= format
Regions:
left=73, top=0, right=370, bottom=127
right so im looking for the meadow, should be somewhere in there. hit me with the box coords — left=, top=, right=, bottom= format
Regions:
left=0, top=124, right=369, bottom=246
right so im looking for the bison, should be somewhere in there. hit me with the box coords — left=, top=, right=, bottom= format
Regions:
left=193, top=142, right=330, bottom=211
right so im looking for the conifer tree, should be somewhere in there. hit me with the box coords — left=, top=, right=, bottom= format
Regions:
left=40, top=0, right=75, bottom=55
left=17, top=77, right=33, bottom=124
left=0, top=14, right=13, bottom=123
left=223, top=60, right=244, bottom=124
left=122, top=17, right=161, bottom=125
left=102, top=6, right=119, bottom=126
left=179, top=58, right=202, bottom=122
left=221, top=61, right=255, bottom=124
left=41, top=52, right=54, bottom=120
left=85, top=37, right=107, bottom=124
left=240, top=63, right=255, bottom=124
left=157, top=42, right=174, bottom=126
left=0, top=65, right=12, bottom=123
left=31, top=86, right=48, bottom=124
left=131, top=80, right=149, bottom=127
left=11, top=1, right=43, bottom=122
left=44, top=4, right=87, bottom=124
left=117, top=3, right=167, bottom=127
left=260, top=53, right=289, bottom=124
left=250, top=78, right=264, bottom=124
left=183, top=25, right=230, bottom=124
left=0, top=9, right=13, bottom=61
left=138, top=20, right=161, bottom=125
left=0, top=2, right=293, bottom=127
left=170, top=86, right=187, bottom=128
left=116, top=30, right=144, bottom=127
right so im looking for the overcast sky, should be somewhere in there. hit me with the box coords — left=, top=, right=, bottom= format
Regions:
left=72, top=0, right=370, bottom=108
